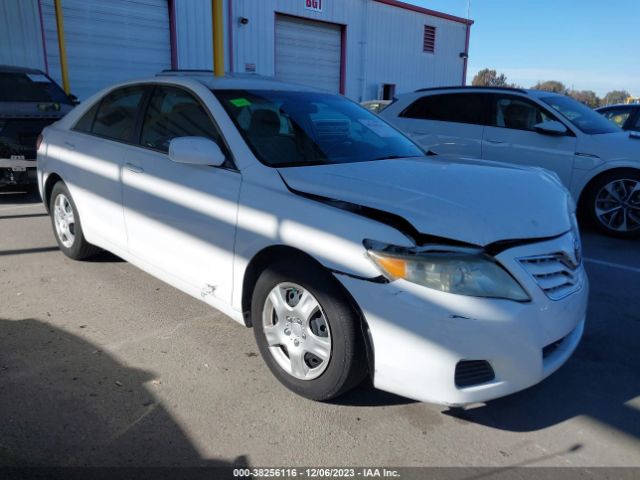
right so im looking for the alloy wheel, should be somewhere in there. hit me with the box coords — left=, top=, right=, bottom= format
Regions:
left=53, top=193, right=76, bottom=248
left=595, top=179, right=640, bottom=233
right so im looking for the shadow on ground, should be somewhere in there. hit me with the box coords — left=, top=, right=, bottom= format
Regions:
left=0, top=187, right=41, bottom=205
left=0, top=318, right=249, bottom=468
left=330, top=378, right=416, bottom=407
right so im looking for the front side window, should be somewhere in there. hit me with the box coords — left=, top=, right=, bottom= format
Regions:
left=0, top=72, right=71, bottom=104
left=92, top=86, right=146, bottom=142
left=215, top=90, right=424, bottom=167
left=600, top=108, right=632, bottom=128
left=541, top=95, right=620, bottom=135
left=489, top=95, right=555, bottom=132
left=400, top=93, right=487, bottom=125
left=140, top=86, right=221, bottom=152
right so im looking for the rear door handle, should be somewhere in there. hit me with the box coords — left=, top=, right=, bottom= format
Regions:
left=125, top=162, right=144, bottom=174
left=485, top=139, right=505, bottom=144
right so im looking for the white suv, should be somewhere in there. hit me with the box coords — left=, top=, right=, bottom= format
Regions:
left=381, top=87, right=640, bottom=238
left=37, top=73, right=588, bottom=406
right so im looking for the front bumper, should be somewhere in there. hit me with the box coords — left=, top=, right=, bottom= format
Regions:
left=337, top=232, right=589, bottom=406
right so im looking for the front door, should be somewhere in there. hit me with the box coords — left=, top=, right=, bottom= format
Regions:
left=121, top=85, right=241, bottom=303
left=482, top=94, right=577, bottom=187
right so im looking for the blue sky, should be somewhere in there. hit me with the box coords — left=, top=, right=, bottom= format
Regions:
left=410, top=0, right=639, bottom=96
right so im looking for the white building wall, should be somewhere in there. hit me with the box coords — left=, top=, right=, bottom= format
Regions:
left=211, top=0, right=468, bottom=100
left=230, top=0, right=365, bottom=98
left=364, top=1, right=469, bottom=99
left=173, top=0, right=231, bottom=72
left=1, top=0, right=468, bottom=102
left=0, top=0, right=46, bottom=72
left=41, top=0, right=171, bottom=100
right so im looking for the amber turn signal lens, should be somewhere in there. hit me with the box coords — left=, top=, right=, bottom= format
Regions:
left=370, top=254, right=407, bottom=279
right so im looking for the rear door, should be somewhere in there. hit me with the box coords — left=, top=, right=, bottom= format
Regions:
left=61, top=85, right=147, bottom=249
left=121, top=85, right=241, bottom=304
left=482, top=94, right=577, bottom=186
left=391, top=93, right=487, bottom=157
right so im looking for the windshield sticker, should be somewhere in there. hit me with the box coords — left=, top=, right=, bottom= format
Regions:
left=230, top=98, right=252, bottom=108
left=26, top=74, right=51, bottom=83
left=358, top=118, right=397, bottom=138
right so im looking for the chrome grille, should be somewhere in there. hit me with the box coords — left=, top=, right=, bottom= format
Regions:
left=519, top=252, right=582, bottom=300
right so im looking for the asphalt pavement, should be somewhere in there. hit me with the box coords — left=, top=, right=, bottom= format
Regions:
left=1, top=188, right=639, bottom=467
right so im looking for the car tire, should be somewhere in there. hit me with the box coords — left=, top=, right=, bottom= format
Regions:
left=584, top=170, right=640, bottom=238
left=49, top=181, right=100, bottom=259
left=251, top=259, right=368, bottom=401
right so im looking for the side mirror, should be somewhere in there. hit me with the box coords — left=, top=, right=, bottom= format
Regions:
left=168, top=137, right=226, bottom=167
left=534, top=120, right=568, bottom=136
left=68, top=94, right=80, bottom=105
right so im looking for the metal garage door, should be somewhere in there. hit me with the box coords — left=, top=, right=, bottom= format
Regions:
left=275, top=15, right=342, bottom=94
left=42, top=0, right=170, bottom=100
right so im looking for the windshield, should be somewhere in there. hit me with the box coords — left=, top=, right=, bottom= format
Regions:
left=215, top=90, right=424, bottom=167
left=0, top=72, right=71, bottom=104
left=540, top=95, right=620, bottom=135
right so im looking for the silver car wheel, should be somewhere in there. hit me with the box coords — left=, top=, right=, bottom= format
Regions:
left=53, top=193, right=76, bottom=248
left=595, top=179, right=640, bottom=232
left=262, top=282, right=332, bottom=381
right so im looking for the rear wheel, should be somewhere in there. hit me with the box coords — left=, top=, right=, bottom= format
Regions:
left=50, top=181, right=100, bottom=259
left=584, top=170, right=640, bottom=238
left=252, top=260, right=367, bottom=401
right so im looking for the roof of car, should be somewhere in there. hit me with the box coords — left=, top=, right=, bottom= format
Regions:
left=0, top=64, right=45, bottom=74
left=405, top=85, right=566, bottom=99
left=156, top=70, right=322, bottom=92
left=596, top=103, right=640, bottom=110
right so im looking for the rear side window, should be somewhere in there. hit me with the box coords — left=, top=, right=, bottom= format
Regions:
left=399, top=93, right=487, bottom=125
left=140, top=86, right=222, bottom=152
left=92, top=86, right=146, bottom=142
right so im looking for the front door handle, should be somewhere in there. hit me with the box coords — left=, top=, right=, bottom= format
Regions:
left=485, top=139, right=505, bottom=145
left=125, top=162, right=144, bottom=174
left=64, top=141, right=76, bottom=150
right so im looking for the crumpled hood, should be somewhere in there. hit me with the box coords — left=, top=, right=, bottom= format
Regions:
left=279, top=158, right=571, bottom=246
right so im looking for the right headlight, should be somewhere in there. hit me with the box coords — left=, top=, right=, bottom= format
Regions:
left=366, top=242, right=530, bottom=301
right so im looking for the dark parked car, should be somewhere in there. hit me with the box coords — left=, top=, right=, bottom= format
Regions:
left=0, top=65, right=76, bottom=189
left=596, top=104, right=640, bottom=133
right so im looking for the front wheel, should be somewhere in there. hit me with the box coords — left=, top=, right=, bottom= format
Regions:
left=585, top=170, right=640, bottom=238
left=251, top=261, right=368, bottom=401
left=49, top=181, right=100, bottom=259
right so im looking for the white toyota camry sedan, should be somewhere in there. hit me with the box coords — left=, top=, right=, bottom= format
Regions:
left=37, top=72, right=588, bottom=406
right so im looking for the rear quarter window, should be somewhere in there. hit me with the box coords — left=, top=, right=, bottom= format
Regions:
left=73, top=102, right=100, bottom=133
